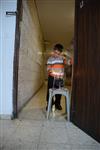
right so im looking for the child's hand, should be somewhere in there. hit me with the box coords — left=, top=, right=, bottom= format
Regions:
left=67, top=59, right=72, bottom=65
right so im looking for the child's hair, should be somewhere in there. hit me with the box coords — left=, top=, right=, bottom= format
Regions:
left=53, top=43, right=64, bottom=52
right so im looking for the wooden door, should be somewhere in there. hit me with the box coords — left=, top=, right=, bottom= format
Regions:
left=71, top=0, right=100, bottom=142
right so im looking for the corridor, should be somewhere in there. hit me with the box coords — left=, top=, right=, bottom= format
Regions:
left=0, top=83, right=100, bottom=150
left=0, top=0, right=100, bottom=149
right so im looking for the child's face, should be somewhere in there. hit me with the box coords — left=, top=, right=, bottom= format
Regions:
left=53, top=50, right=61, bottom=57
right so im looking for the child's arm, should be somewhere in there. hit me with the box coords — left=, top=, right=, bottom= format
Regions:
left=47, top=57, right=52, bottom=74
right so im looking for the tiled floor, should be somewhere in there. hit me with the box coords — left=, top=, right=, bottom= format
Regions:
left=0, top=83, right=100, bottom=150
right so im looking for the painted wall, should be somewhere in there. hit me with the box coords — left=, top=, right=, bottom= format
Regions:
left=18, top=0, right=45, bottom=110
left=0, top=0, right=17, bottom=117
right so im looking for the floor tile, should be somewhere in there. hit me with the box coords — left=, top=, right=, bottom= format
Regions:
left=19, top=108, right=46, bottom=121
left=43, top=120, right=67, bottom=128
left=38, top=143, right=71, bottom=150
left=71, top=144, right=100, bottom=150
left=66, top=123, right=100, bottom=146
left=39, top=126, right=69, bottom=144
left=3, top=139, right=38, bottom=150
left=18, top=119, right=43, bottom=128
left=13, top=125, right=41, bottom=143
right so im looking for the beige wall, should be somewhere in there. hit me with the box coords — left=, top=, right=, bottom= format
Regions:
left=18, top=0, right=45, bottom=110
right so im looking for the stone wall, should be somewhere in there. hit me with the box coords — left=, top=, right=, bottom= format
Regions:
left=18, top=0, right=45, bottom=110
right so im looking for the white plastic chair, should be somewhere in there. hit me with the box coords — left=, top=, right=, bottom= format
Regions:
left=47, top=87, right=70, bottom=121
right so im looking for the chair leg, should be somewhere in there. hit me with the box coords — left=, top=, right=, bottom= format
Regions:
left=47, top=92, right=52, bottom=119
left=65, top=96, right=67, bottom=114
left=66, top=92, right=70, bottom=122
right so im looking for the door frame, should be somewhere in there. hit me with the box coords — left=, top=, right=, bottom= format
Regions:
left=12, top=0, right=22, bottom=119
left=12, top=0, right=76, bottom=119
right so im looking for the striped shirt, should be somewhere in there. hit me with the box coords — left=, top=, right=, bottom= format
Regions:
left=47, top=56, right=66, bottom=78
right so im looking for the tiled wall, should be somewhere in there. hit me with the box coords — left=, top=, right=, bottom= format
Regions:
left=18, top=0, right=45, bottom=110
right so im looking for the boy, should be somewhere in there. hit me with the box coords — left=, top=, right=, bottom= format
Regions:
left=46, top=43, right=66, bottom=110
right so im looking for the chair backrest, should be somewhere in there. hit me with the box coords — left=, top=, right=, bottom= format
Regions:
left=52, top=77, right=64, bottom=89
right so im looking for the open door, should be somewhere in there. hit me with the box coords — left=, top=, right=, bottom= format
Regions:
left=71, top=0, right=100, bottom=142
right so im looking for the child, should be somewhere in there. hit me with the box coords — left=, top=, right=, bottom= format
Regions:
left=46, top=43, right=66, bottom=110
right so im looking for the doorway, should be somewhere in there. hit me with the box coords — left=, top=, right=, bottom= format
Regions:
left=13, top=0, right=100, bottom=143
left=13, top=0, right=75, bottom=117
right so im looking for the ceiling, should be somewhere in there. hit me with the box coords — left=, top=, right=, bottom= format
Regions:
left=35, top=0, right=75, bottom=50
